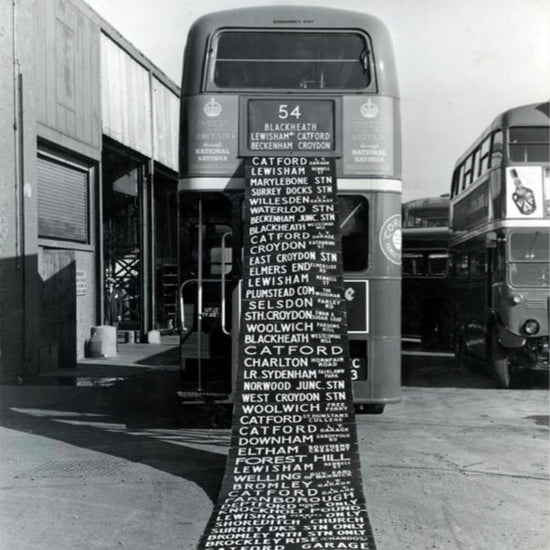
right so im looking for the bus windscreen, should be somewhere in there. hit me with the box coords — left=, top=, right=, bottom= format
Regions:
left=212, top=31, right=371, bottom=89
left=509, top=127, right=550, bottom=162
left=509, top=231, right=550, bottom=287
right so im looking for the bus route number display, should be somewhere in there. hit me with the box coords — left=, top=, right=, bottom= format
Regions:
left=247, top=99, right=335, bottom=154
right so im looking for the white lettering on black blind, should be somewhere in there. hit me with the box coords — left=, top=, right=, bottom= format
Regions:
left=198, top=156, right=376, bottom=550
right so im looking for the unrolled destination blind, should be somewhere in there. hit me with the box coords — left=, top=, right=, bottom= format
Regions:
left=198, top=156, right=376, bottom=550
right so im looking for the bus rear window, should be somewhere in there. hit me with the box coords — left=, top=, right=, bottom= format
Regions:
left=211, top=31, right=371, bottom=90
left=509, top=126, right=550, bottom=162
left=403, top=208, right=449, bottom=228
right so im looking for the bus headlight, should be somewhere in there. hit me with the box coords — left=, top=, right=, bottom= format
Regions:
left=523, top=319, right=540, bottom=335
left=511, top=294, right=523, bottom=305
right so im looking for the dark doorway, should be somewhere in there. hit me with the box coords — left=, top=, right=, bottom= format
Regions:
left=102, top=144, right=144, bottom=332
left=154, top=168, right=178, bottom=331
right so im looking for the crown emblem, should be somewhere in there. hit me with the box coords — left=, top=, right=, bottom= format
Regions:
left=360, top=99, right=379, bottom=118
left=203, top=98, right=222, bottom=117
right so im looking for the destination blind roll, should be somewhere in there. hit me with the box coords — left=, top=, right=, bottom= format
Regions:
left=198, top=156, right=376, bottom=550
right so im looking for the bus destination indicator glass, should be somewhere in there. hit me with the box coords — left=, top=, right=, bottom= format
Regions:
left=248, top=99, right=335, bottom=153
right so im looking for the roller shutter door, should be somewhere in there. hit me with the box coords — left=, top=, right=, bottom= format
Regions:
left=37, top=156, right=89, bottom=243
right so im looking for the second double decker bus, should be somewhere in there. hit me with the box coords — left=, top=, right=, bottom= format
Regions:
left=402, top=196, right=450, bottom=348
left=449, top=102, right=549, bottom=387
left=177, top=6, right=402, bottom=412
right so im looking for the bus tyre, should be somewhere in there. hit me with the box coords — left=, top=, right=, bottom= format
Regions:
left=490, top=328, right=513, bottom=389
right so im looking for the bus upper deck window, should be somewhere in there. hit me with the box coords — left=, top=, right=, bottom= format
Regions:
left=509, top=127, right=550, bottom=162
left=406, top=208, right=448, bottom=228
left=339, top=196, right=368, bottom=272
left=211, top=31, right=371, bottom=90
left=490, top=130, right=503, bottom=167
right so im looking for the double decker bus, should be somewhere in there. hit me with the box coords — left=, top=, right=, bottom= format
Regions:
left=177, top=6, right=401, bottom=412
left=449, top=102, right=549, bottom=387
left=402, top=196, right=450, bottom=348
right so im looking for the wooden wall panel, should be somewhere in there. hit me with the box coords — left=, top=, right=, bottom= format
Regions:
left=34, top=0, right=101, bottom=151
left=153, top=77, right=179, bottom=172
left=101, top=33, right=152, bottom=157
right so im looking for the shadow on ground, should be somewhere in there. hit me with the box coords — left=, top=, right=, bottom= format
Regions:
left=1, top=349, right=546, bottom=506
left=402, top=350, right=548, bottom=389
left=0, top=371, right=230, bottom=503
left=135, top=347, right=180, bottom=366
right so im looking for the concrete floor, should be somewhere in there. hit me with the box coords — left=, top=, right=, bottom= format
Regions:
left=0, top=354, right=548, bottom=550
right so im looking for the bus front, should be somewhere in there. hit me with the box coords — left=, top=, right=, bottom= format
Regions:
left=493, top=113, right=550, bottom=378
left=178, top=7, right=402, bottom=411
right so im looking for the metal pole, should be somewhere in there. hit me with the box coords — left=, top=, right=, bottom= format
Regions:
left=197, top=198, right=203, bottom=392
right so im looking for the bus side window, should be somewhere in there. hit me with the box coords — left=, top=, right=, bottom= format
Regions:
left=456, top=253, right=469, bottom=279
left=451, top=169, right=460, bottom=198
left=463, top=156, right=473, bottom=188
left=544, top=168, right=550, bottom=217
left=458, top=164, right=466, bottom=193
left=494, top=242, right=506, bottom=283
left=490, top=130, right=503, bottom=167
left=479, top=136, right=491, bottom=175
left=469, top=250, right=486, bottom=279
left=472, top=148, right=481, bottom=181
left=428, top=253, right=448, bottom=276
left=403, top=253, right=423, bottom=276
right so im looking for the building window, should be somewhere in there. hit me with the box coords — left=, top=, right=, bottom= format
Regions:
left=37, top=154, right=90, bottom=244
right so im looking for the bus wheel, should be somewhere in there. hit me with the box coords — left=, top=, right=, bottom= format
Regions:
left=490, top=328, right=512, bottom=388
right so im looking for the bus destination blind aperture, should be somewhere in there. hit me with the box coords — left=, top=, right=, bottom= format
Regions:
left=248, top=100, right=335, bottom=153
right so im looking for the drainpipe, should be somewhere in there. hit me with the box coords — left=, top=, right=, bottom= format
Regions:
left=148, top=70, right=156, bottom=331
left=12, top=0, right=26, bottom=381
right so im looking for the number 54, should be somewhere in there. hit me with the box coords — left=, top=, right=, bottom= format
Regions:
left=278, top=104, right=302, bottom=120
